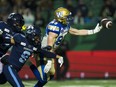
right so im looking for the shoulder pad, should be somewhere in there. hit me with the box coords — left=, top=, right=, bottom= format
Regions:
left=13, top=33, right=26, bottom=44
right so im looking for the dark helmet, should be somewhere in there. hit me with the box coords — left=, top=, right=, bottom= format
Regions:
left=26, top=25, right=41, bottom=47
left=7, top=13, right=24, bottom=33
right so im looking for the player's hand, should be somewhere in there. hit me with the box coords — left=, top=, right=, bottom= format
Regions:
left=0, top=54, right=9, bottom=65
left=44, top=60, right=52, bottom=73
left=58, top=56, right=64, bottom=67
left=93, top=23, right=103, bottom=33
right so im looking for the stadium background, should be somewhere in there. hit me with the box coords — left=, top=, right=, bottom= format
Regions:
left=0, top=0, right=116, bottom=81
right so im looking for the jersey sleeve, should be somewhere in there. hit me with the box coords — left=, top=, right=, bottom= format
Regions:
left=46, top=24, right=61, bottom=35
left=0, top=22, right=12, bottom=43
left=37, top=48, right=56, bottom=58
left=13, top=33, right=25, bottom=44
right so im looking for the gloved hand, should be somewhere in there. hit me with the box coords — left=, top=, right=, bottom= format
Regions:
left=44, top=60, right=52, bottom=73
left=88, top=23, right=103, bottom=35
left=58, top=56, right=63, bottom=67
left=0, top=54, right=9, bottom=65
left=93, top=23, right=103, bottom=33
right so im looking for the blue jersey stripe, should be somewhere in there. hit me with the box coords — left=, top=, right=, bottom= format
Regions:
left=8, top=66, right=20, bottom=87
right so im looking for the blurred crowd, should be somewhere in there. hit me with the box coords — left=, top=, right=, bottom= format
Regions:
left=0, top=0, right=116, bottom=28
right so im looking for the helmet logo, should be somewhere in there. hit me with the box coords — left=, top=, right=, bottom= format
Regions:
left=56, top=12, right=63, bottom=18
left=27, top=25, right=34, bottom=34
left=8, top=13, right=15, bottom=19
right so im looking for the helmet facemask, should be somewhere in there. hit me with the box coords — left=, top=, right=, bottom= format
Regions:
left=7, top=13, right=24, bottom=33
left=26, top=25, right=41, bottom=47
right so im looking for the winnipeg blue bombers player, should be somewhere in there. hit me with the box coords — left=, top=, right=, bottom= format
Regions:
left=0, top=13, right=24, bottom=84
left=33, top=7, right=103, bottom=87
left=2, top=25, right=62, bottom=87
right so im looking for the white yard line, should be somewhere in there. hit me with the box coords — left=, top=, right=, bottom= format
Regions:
left=60, top=86, right=103, bottom=87
left=45, top=85, right=103, bottom=87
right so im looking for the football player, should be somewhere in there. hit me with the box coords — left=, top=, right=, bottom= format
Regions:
left=33, top=7, right=103, bottom=87
left=2, top=25, right=63, bottom=87
left=0, top=13, right=24, bottom=84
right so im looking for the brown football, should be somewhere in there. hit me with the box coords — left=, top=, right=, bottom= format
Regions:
left=100, top=18, right=112, bottom=29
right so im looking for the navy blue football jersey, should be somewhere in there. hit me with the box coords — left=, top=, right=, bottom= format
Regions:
left=0, top=21, right=14, bottom=56
left=8, top=33, right=57, bottom=71
left=8, top=33, right=35, bottom=71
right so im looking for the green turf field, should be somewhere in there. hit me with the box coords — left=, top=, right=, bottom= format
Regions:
left=1, top=79, right=116, bottom=87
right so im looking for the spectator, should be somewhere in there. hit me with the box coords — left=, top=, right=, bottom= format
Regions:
left=73, top=10, right=85, bottom=25
left=34, top=12, right=45, bottom=28
left=23, top=0, right=37, bottom=12
left=100, top=0, right=115, bottom=19
left=23, top=8, right=35, bottom=26
left=65, top=0, right=75, bottom=16
left=75, top=0, right=89, bottom=17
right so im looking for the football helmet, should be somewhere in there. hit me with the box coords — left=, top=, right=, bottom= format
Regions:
left=7, top=13, right=24, bottom=33
left=54, top=7, right=73, bottom=24
left=26, top=25, right=41, bottom=47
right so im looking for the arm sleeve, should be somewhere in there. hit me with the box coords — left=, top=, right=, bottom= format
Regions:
left=13, top=33, right=22, bottom=44
left=2, top=31, right=12, bottom=44
left=38, top=49, right=56, bottom=58
left=0, top=22, right=12, bottom=44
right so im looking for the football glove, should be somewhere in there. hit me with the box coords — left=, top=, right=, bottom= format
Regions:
left=0, top=54, right=9, bottom=65
left=44, top=60, right=52, bottom=73
left=88, top=23, right=103, bottom=35
left=58, top=56, right=63, bottom=67
left=93, top=23, right=103, bottom=33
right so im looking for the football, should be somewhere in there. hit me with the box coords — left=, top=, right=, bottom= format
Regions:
left=100, top=18, right=112, bottom=29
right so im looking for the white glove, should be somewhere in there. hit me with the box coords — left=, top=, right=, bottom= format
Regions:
left=93, top=23, right=103, bottom=33
left=88, top=23, right=103, bottom=35
left=58, top=57, right=64, bottom=67
left=44, top=60, right=52, bottom=73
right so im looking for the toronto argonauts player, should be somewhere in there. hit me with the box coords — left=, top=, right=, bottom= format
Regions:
left=2, top=25, right=62, bottom=87
left=0, top=13, right=24, bottom=84
left=32, top=7, right=103, bottom=87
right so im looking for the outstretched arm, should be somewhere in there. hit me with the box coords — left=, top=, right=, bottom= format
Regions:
left=38, top=48, right=62, bottom=59
left=69, top=23, right=102, bottom=35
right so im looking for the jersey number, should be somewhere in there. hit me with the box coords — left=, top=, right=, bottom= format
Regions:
left=55, top=36, right=63, bottom=45
left=19, top=51, right=31, bottom=63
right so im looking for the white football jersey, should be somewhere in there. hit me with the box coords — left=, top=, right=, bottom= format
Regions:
left=42, top=19, right=70, bottom=50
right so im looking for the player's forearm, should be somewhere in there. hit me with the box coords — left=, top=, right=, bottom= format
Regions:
left=70, top=23, right=102, bottom=35
left=69, top=28, right=89, bottom=35
left=39, top=49, right=57, bottom=58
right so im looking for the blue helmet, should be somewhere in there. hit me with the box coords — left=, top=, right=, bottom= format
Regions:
left=26, top=25, right=41, bottom=47
left=7, top=13, right=24, bottom=33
